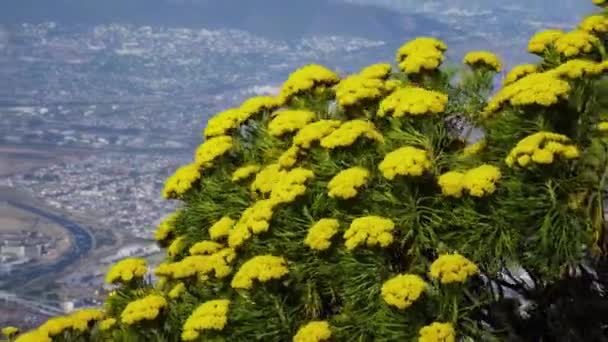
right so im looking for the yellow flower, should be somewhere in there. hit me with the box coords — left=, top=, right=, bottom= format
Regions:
left=378, top=87, right=448, bottom=117
left=327, top=167, right=370, bottom=199
left=2, top=326, right=19, bottom=337
left=304, top=218, right=340, bottom=251
left=461, top=164, right=501, bottom=197
left=251, top=163, right=287, bottom=194
left=182, top=299, right=231, bottom=341
left=204, top=108, right=242, bottom=138
left=209, top=216, right=235, bottom=240
left=162, top=162, right=202, bottom=199
left=502, top=64, right=537, bottom=86
left=293, top=321, right=332, bottom=342
left=483, top=72, right=570, bottom=117
left=463, top=50, right=502, bottom=72
left=105, top=258, right=148, bottom=284
left=154, top=211, right=179, bottom=242
left=168, top=282, right=186, bottom=299
left=320, top=120, right=383, bottom=149
left=379, top=146, right=432, bottom=180
left=527, top=29, right=564, bottom=54
left=335, top=74, right=387, bottom=109
left=194, top=135, right=233, bottom=167
left=168, top=236, right=187, bottom=257
left=418, top=322, right=456, bottom=342
left=437, top=171, right=465, bottom=198
left=294, top=119, right=342, bottom=148
left=120, top=295, right=167, bottom=325
left=228, top=199, right=277, bottom=248
left=359, top=63, right=392, bottom=79
left=505, top=132, right=580, bottom=167
left=593, top=0, right=606, bottom=5
left=397, top=37, right=447, bottom=59
left=239, top=96, right=281, bottom=121
left=156, top=249, right=237, bottom=280
left=278, top=145, right=301, bottom=169
left=598, top=122, right=608, bottom=132
left=230, top=255, right=289, bottom=289
left=343, top=216, right=395, bottom=251
left=579, top=15, right=608, bottom=34
left=279, top=64, right=340, bottom=104
left=398, top=48, right=445, bottom=74
left=550, top=59, right=604, bottom=79
left=462, top=139, right=485, bottom=157
left=268, top=110, right=316, bottom=136
left=430, top=253, right=478, bottom=284
left=189, top=240, right=224, bottom=255
left=14, top=330, right=51, bottom=342
left=381, top=274, right=428, bottom=309
left=270, top=167, right=315, bottom=205
left=232, top=164, right=261, bottom=182
left=37, top=309, right=104, bottom=337
left=99, top=318, right=116, bottom=331
left=554, top=30, right=600, bottom=58
left=384, top=79, right=403, bottom=92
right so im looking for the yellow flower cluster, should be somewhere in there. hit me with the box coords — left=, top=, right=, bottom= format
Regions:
left=98, top=318, right=116, bottom=331
left=527, top=29, right=564, bottom=54
left=278, top=145, right=301, bottom=169
left=268, top=110, right=317, bottom=137
left=483, top=72, right=570, bottom=117
left=334, top=74, right=387, bottom=109
left=462, top=139, right=485, bottom=157
left=182, top=299, right=231, bottom=341
left=594, top=0, right=606, bottom=5
left=168, top=282, right=186, bottom=299
left=304, top=218, right=340, bottom=251
left=194, top=135, right=233, bottom=167
left=437, top=164, right=501, bottom=198
left=204, top=96, right=280, bottom=138
left=37, top=308, right=105, bottom=337
left=379, top=146, right=432, bottom=180
left=294, top=120, right=342, bottom=148
left=162, top=162, right=202, bottom=199
left=343, top=216, right=395, bottom=251
left=359, top=63, right=392, bottom=79
left=502, top=64, right=537, bottom=86
left=293, top=321, right=332, bottom=342
left=463, top=50, right=502, bottom=72
left=154, top=211, right=178, bottom=242
left=232, top=164, right=261, bottom=182
left=270, top=167, right=315, bottom=204
left=189, top=240, right=223, bottom=255
left=378, top=87, right=448, bottom=117
left=430, top=253, right=478, bottom=284
left=155, top=249, right=236, bottom=281
left=279, top=64, right=340, bottom=104
left=396, top=37, right=447, bottom=74
left=228, top=199, right=277, bottom=248
left=550, top=59, right=606, bottom=79
left=418, top=322, right=456, bottom=342
left=2, top=326, right=19, bottom=337
left=505, top=132, right=580, bottom=167
left=230, top=255, right=289, bottom=289
left=209, top=216, right=235, bottom=240
left=554, top=30, right=600, bottom=57
left=168, top=236, right=186, bottom=257
left=106, top=258, right=148, bottom=284
left=251, top=163, right=286, bottom=194
left=320, top=120, right=384, bottom=149
left=598, top=122, right=608, bottom=131
left=121, top=295, right=167, bottom=325
left=381, top=274, right=427, bottom=309
left=14, top=331, right=51, bottom=342
left=327, top=167, right=370, bottom=199
left=579, top=15, right=608, bottom=34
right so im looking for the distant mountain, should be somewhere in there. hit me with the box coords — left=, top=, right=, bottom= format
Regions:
left=0, top=0, right=455, bottom=42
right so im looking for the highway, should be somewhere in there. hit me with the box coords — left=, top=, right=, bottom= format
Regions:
left=0, top=290, right=64, bottom=316
left=0, top=198, right=94, bottom=289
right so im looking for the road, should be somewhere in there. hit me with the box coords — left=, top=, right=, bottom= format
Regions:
left=0, top=198, right=94, bottom=290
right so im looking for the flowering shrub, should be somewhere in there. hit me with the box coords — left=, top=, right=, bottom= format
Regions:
left=7, top=2, right=608, bottom=342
